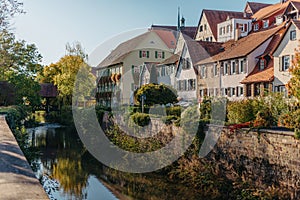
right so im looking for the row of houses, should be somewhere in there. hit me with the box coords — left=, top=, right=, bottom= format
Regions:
left=95, top=0, right=300, bottom=106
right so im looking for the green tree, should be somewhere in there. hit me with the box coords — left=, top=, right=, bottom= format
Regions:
left=0, top=30, right=42, bottom=107
left=0, top=30, right=42, bottom=79
left=288, top=50, right=300, bottom=100
left=6, top=71, right=41, bottom=108
left=40, top=42, right=95, bottom=105
left=135, top=83, right=178, bottom=106
left=0, top=0, right=24, bottom=30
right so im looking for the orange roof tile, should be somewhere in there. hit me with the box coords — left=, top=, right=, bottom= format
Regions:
left=252, top=0, right=300, bottom=21
left=97, top=30, right=176, bottom=69
left=197, top=24, right=285, bottom=65
left=246, top=2, right=272, bottom=14
left=241, top=29, right=285, bottom=84
left=241, top=60, right=274, bottom=84
left=152, top=29, right=177, bottom=49
left=151, top=25, right=198, bottom=39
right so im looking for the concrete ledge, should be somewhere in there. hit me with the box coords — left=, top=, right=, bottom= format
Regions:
left=0, top=116, right=48, bottom=200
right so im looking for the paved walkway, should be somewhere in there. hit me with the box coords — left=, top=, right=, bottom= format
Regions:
left=0, top=116, right=48, bottom=200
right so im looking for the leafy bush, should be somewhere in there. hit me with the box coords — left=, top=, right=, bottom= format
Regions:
left=162, top=115, right=178, bottom=125
left=200, top=97, right=211, bottom=120
left=0, top=105, right=28, bottom=129
left=46, top=106, right=73, bottom=125
left=227, top=100, right=256, bottom=124
left=130, top=112, right=150, bottom=127
left=166, top=106, right=181, bottom=117
left=135, top=83, right=178, bottom=106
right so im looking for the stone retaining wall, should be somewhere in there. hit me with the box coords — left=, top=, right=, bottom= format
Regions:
left=206, top=126, right=300, bottom=199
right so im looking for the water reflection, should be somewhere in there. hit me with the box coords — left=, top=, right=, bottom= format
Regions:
left=27, top=126, right=118, bottom=200
left=27, top=125, right=207, bottom=200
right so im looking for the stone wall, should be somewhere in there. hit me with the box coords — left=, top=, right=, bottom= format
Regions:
left=206, top=126, right=300, bottom=198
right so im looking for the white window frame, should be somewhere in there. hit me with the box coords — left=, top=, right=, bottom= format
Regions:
left=254, top=23, right=259, bottom=31
left=282, top=55, right=290, bottom=71
left=290, top=30, right=296, bottom=41
left=214, top=64, right=218, bottom=76
left=263, top=20, right=269, bottom=28
left=231, top=61, right=236, bottom=74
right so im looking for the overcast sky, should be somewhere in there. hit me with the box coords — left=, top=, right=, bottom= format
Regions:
left=12, top=0, right=278, bottom=66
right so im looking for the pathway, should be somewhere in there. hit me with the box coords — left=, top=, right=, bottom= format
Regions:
left=0, top=116, right=48, bottom=200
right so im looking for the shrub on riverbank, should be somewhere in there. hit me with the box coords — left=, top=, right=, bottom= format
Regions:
left=46, top=105, right=74, bottom=125
left=0, top=106, right=28, bottom=129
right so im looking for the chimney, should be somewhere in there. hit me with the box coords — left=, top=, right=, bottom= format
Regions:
left=235, top=27, right=241, bottom=41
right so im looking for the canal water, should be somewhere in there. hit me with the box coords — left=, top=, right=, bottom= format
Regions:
left=27, top=125, right=210, bottom=200
left=27, top=125, right=120, bottom=200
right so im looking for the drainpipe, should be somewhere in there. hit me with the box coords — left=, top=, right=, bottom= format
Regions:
left=218, top=61, right=222, bottom=97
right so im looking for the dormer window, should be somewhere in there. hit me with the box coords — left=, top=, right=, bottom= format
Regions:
left=259, top=59, right=265, bottom=70
left=263, top=20, right=269, bottom=28
left=290, top=30, right=296, bottom=41
left=254, top=23, right=259, bottom=31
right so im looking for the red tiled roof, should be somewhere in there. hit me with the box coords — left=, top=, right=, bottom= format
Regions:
left=151, top=25, right=197, bottom=39
left=153, top=29, right=177, bottom=49
left=246, top=2, right=272, bottom=14
left=240, top=61, right=274, bottom=84
left=241, top=29, right=285, bottom=84
left=97, top=30, right=175, bottom=69
left=197, top=24, right=285, bottom=65
left=272, top=20, right=300, bottom=55
left=159, top=54, right=180, bottom=65
left=184, top=35, right=224, bottom=65
left=40, top=83, right=58, bottom=98
left=292, top=19, right=300, bottom=29
left=200, top=9, right=247, bottom=40
left=251, top=0, right=300, bottom=20
left=291, top=1, right=300, bottom=10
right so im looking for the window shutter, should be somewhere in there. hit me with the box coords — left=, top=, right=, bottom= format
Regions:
left=155, top=51, right=158, bottom=58
left=279, top=57, right=282, bottom=71
left=139, top=51, right=142, bottom=58
left=147, top=51, right=150, bottom=58
left=162, top=52, right=165, bottom=59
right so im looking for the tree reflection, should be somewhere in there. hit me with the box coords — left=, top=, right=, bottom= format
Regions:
left=31, top=127, right=89, bottom=199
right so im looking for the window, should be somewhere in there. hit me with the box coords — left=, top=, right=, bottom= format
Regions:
left=282, top=56, right=290, bottom=71
left=244, top=24, right=248, bottom=32
left=155, top=51, right=165, bottom=59
left=240, top=59, right=245, bottom=73
left=240, top=87, right=244, bottom=96
left=182, top=58, right=191, bottom=70
left=199, top=25, right=203, bottom=32
left=290, top=30, right=296, bottom=41
left=161, top=66, right=166, bottom=76
left=254, top=23, right=259, bottom=31
left=214, top=64, right=218, bottom=76
left=232, top=88, right=236, bottom=96
left=219, top=27, right=222, bottom=35
left=188, top=79, right=196, bottom=91
left=259, top=59, right=265, bottom=70
left=227, top=25, right=231, bottom=33
left=263, top=20, right=269, bottom=28
left=204, top=24, right=207, bottom=30
left=201, top=66, right=207, bottom=78
left=231, top=61, right=236, bottom=74
left=139, top=50, right=149, bottom=58
left=224, top=63, right=228, bottom=75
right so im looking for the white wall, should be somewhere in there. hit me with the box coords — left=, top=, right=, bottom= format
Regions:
left=273, top=24, right=297, bottom=87
left=217, top=18, right=252, bottom=42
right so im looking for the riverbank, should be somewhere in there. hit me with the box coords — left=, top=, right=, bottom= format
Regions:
left=0, top=116, right=48, bottom=200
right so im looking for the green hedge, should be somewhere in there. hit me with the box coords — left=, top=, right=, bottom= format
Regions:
left=166, top=106, right=181, bottom=117
left=130, top=112, right=150, bottom=127
left=0, top=106, right=28, bottom=129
